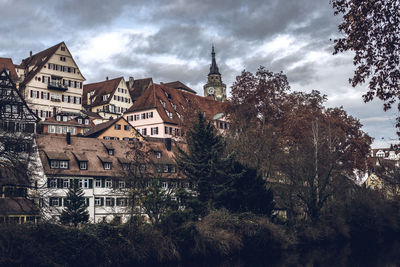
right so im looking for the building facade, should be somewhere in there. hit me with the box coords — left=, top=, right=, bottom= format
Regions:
left=18, top=42, right=85, bottom=119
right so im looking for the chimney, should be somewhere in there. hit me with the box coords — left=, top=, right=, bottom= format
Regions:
left=128, top=76, right=134, bottom=88
left=165, top=138, right=171, bottom=151
left=106, top=76, right=109, bottom=81
left=66, top=132, right=71, bottom=145
left=29, top=51, right=32, bottom=57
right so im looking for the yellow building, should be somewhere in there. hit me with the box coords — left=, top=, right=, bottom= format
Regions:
left=84, top=116, right=143, bottom=141
left=18, top=42, right=85, bottom=119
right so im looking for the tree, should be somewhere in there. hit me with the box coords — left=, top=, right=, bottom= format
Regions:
left=60, top=180, right=89, bottom=227
left=278, top=90, right=371, bottom=223
left=331, top=0, right=400, bottom=133
left=215, top=161, right=275, bottom=216
left=176, top=112, right=230, bottom=212
left=138, top=180, right=178, bottom=225
left=226, top=66, right=290, bottom=177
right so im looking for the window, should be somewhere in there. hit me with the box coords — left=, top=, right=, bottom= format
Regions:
left=63, top=179, right=70, bottom=188
left=141, top=113, right=146, bottom=119
left=105, top=179, right=112, bottom=188
left=148, top=112, right=153, bottom=118
left=105, top=197, right=114, bottom=206
left=50, top=160, right=59, bottom=169
left=77, top=118, right=82, bottom=124
left=85, top=119, right=89, bottom=125
left=114, top=124, right=121, bottom=130
left=59, top=161, right=69, bottom=169
left=95, top=179, right=101, bottom=188
left=122, top=163, right=130, bottom=170
left=141, top=128, right=147, bottom=136
left=162, top=182, right=168, bottom=189
left=79, top=179, right=90, bottom=188
left=170, top=165, right=176, bottom=173
left=163, top=165, right=169, bottom=173
left=134, top=114, right=140, bottom=121
left=61, top=46, right=65, bottom=51
left=104, top=162, right=112, bottom=170
left=79, top=161, right=88, bottom=170
left=155, top=151, right=161, bottom=158
left=49, top=179, right=57, bottom=188
left=95, top=197, right=104, bottom=206
left=49, top=125, right=56, bottom=133
left=124, top=125, right=130, bottom=131
left=165, top=126, right=173, bottom=135
left=119, top=181, right=125, bottom=189
left=50, top=197, right=62, bottom=207
left=116, top=198, right=127, bottom=206
left=172, top=104, right=177, bottom=110
left=103, top=95, right=108, bottom=101
left=108, top=149, right=114, bottom=156
left=151, top=127, right=158, bottom=135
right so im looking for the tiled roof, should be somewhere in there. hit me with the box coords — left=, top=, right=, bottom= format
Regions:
left=0, top=198, right=40, bottom=215
left=0, top=57, right=19, bottom=82
left=127, top=83, right=226, bottom=125
left=35, top=134, right=180, bottom=179
left=129, top=78, right=153, bottom=102
left=83, top=77, right=123, bottom=107
left=20, top=42, right=63, bottom=87
left=0, top=166, right=30, bottom=187
left=163, top=81, right=197, bottom=94
left=83, top=117, right=119, bottom=137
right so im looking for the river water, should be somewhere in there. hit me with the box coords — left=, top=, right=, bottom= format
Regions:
left=178, top=241, right=400, bottom=267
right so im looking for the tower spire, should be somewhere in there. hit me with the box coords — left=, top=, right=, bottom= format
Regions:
left=209, top=45, right=220, bottom=75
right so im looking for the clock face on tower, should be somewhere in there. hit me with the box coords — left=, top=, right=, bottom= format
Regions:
left=208, top=87, right=215, bottom=94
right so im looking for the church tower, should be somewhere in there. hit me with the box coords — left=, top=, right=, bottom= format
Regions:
left=203, top=46, right=226, bottom=102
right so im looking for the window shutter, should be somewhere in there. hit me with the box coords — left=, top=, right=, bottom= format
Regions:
left=57, top=178, right=63, bottom=188
left=85, top=198, right=89, bottom=206
left=49, top=198, right=53, bottom=206
left=89, top=179, right=93, bottom=189
left=101, top=178, right=105, bottom=188
left=101, top=197, right=104, bottom=206
left=68, top=96, right=71, bottom=103
left=69, top=179, right=73, bottom=188
left=58, top=198, right=63, bottom=207
left=47, top=93, right=50, bottom=100
left=79, top=97, right=82, bottom=104
left=41, top=92, right=43, bottom=99
left=111, top=198, right=115, bottom=206
left=30, top=90, right=33, bottom=98
left=47, top=179, right=50, bottom=188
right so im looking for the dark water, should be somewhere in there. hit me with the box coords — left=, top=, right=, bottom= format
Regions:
left=178, top=241, right=400, bottom=267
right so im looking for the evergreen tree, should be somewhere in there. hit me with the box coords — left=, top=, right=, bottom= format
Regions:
left=60, top=180, right=89, bottom=227
left=215, top=161, right=275, bottom=216
left=176, top=113, right=230, bottom=211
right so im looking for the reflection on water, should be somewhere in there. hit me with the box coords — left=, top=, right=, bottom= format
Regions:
left=179, top=240, right=400, bottom=267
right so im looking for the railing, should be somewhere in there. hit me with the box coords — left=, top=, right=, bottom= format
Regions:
left=48, top=81, right=68, bottom=91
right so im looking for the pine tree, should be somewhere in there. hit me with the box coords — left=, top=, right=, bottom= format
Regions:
left=60, top=180, right=89, bottom=227
left=176, top=112, right=230, bottom=211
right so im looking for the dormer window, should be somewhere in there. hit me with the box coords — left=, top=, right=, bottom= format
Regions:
left=78, top=118, right=82, bottom=124
left=155, top=151, right=161, bottom=158
left=103, top=95, right=108, bottom=101
left=63, top=116, right=68, bottom=122
left=50, top=160, right=69, bottom=169
left=56, top=115, right=61, bottom=121
left=79, top=161, right=88, bottom=170
left=104, top=162, right=112, bottom=170
left=85, top=119, right=89, bottom=125
left=108, top=149, right=114, bottom=156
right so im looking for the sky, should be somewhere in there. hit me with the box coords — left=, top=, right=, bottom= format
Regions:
left=0, top=0, right=398, bottom=147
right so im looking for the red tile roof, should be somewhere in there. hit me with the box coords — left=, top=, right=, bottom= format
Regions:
left=0, top=57, right=18, bottom=82
left=127, top=83, right=226, bottom=125
left=83, top=77, right=123, bottom=107
left=129, top=78, right=153, bottom=102
left=163, top=81, right=197, bottom=94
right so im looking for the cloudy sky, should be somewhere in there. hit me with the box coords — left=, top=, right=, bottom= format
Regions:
left=0, top=0, right=397, bottom=147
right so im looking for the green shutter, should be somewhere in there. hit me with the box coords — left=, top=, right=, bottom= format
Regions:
left=111, top=198, right=115, bottom=206
left=89, top=179, right=93, bottom=189
left=101, top=197, right=104, bottom=206
left=101, top=178, right=105, bottom=188
left=58, top=198, right=62, bottom=207
left=47, top=179, right=50, bottom=188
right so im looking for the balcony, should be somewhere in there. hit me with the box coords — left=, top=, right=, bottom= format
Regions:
left=48, top=81, right=68, bottom=91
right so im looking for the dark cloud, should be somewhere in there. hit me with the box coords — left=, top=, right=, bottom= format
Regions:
left=0, top=0, right=394, bottom=141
